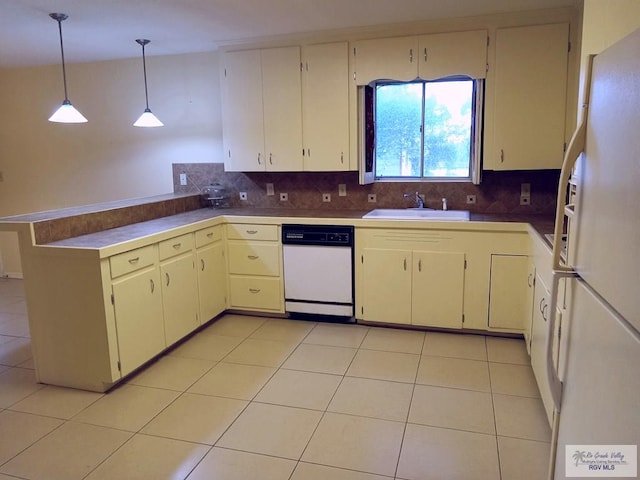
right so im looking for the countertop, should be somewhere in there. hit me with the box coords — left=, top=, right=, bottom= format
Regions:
left=38, top=207, right=554, bottom=255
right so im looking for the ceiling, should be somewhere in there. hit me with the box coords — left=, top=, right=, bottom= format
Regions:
left=1, top=0, right=578, bottom=68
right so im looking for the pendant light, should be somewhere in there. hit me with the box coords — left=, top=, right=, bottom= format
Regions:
left=133, top=39, right=163, bottom=127
left=48, top=13, right=87, bottom=123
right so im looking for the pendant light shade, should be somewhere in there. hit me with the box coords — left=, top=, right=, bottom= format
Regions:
left=48, top=13, right=87, bottom=123
left=134, top=39, right=163, bottom=127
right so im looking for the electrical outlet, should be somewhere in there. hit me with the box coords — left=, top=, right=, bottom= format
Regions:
left=322, top=193, right=331, bottom=202
left=266, top=183, right=275, bottom=196
left=338, top=184, right=347, bottom=197
left=179, top=173, right=187, bottom=186
left=368, top=194, right=377, bottom=203
left=466, top=195, right=476, bottom=204
left=280, top=193, right=288, bottom=201
left=520, top=195, right=531, bottom=205
left=239, top=192, right=248, bottom=201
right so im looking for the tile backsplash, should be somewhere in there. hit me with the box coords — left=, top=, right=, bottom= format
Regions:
left=173, top=163, right=559, bottom=214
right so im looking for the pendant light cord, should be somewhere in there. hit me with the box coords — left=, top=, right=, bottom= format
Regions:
left=53, top=15, right=70, bottom=102
left=140, top=41, right=150, bottom=110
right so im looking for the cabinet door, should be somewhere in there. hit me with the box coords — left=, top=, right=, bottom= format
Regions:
left=160, top=253, right=199, bottom=346
left=302, top=42, right=350, bottom=171
left=361, top=248, right=412, bottom=324
left=487, top=254, right=531, bottom=330
left=222, top=49, right=266, bottom=172
left=418, top=30, right=487, bottom=79
left=262, top=46, right=303, bottom=171
left=197, top=242, right=227, bottom=323
left=493, top=23, right=569, bottom=170
left=353, top=36, right=419, bottom=84
left=412, top=251, right=465, bottom=329
left=112, top=267, right=165, bottom=376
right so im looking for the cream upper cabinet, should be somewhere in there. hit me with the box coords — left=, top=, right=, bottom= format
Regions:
left=492, top=23, right=570, bottom=170
left=222, top=47, right=303, bottom=172
left=412, top=251, right=465, bottom=329
left=353, top=36, right=419, bottom=84
left=302, top=42, right=350, bottom=171
left=221, top=49, right=264, bottom=171
left=353, top=31, right=488, bottom=85
left=261, top=47, right=304, bottom=171
left=487, top=254, right=532, bottom=331
left=418, top=30, right=487, bottom=79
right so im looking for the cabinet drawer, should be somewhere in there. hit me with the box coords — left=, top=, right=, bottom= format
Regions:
left=227, top=223, right=278, bottom=241
left=195, top=225, right=223, bottom=248
left=229, top=276, right=282, bottom=311
left=159, top=234, right=194, bottom=261
left=228, top=242, right=280, bottom=276
left=110, top=245, right=157, bottom=278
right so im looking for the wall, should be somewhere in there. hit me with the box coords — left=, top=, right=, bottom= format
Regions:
left=577, top=0, right=640, bottom=119
left=0, top=51, right=222, bottom=276
left=174, top=163, right=560, bottom=214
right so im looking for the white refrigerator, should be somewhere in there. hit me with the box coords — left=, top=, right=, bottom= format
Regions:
left=548, top=29, right=640, bottom=478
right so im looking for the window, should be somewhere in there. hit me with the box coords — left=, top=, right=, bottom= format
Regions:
left=368, top=78, right=483, bottom=182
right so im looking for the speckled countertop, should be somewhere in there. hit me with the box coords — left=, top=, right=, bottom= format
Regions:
left=39, top=206, right=554, bottom=255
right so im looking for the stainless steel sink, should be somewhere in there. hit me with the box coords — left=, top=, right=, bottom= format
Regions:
left=362, top=209, right=470, bottom=221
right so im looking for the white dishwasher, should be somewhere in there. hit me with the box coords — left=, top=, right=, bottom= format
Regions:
left=282, top=224, right=354, bottom=318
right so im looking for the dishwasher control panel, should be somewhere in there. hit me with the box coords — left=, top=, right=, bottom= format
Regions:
left=282, top=224, right=354, bottom=246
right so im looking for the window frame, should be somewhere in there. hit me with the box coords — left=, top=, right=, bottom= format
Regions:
left=367, top=77, right=484, bottom=184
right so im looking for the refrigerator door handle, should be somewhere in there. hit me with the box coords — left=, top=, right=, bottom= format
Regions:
left=547, top=269, right=578, bottom=413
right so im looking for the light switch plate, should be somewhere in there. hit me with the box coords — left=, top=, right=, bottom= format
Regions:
left=179, top=173, right=187, bottom=186
left=338, top=184, right=347, bottom=197
left=266, top=183, right=275, bottom=196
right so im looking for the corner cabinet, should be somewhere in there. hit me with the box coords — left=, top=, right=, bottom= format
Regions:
left=490, top=23, right=570, bottom=170
left=221, top=47, right=303, bottom=172
left=302, top=42, right=350, bottom=171
left=195, top=225, right=227, bottom=323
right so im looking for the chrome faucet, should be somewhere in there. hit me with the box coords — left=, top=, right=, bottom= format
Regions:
left=404, top=192, right=425, bottom=208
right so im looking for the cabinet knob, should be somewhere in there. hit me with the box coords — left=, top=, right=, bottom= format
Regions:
left=269, top=153, right=273, bottom=165
left=150, top=279, right=155, bottom=293
left=128, top=257, right=140, bottom=264
left=257, top=153, right=261, bottom=165
left=200, top=259, right=206, bottom=271
left=206, top=232, right=214, bottom=238
left=424, top=48, right=428, bottom=62
left=500, top=149, right=505, bottom=163
left=409, top=48, right=413, bottom=63
left=246, top=230, right=258, bottom=235
left=166, top=273, right=170, bottom=286
left=172, top=243, right=182, bottom=250
left=403, top=258, right=407, bottom=271
left=249, top=288, right=261, bottom=294
left=418, top=259, right=422, bottom=272
left=247, top=255, right=259, bottom=260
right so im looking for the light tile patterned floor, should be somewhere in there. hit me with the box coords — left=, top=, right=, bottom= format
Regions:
left=0, top=278, right=552, bottom=479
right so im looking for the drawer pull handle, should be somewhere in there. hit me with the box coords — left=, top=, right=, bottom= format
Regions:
left=246, top=230, right=258, bottom=234
left=173, top=243, right=182, bottom=249
left=403, top=258, right=407, bottom=271
left=200, top=259, right=205, bottom=271
left=128, top=257, right=140, bottom=264
left=249, top=288, right=261, bottom=294
left=166, top=273, right=170, bottom=286
left=247, top=255, right=259, bottom=260
left=150, top=279, right=155, bottom=293
left=418, top=259, right=422, bottom=272
left=206, top=232, right=214, bottom=238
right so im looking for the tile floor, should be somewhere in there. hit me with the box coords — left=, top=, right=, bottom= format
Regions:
left=0, top=278, right=552, bottom=479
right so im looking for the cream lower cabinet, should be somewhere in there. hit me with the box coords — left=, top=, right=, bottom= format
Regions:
left=360, top=247, right=465, bottom=329
left=195, top=225, right=227, bottom=323
left=159, top=234, right=199, bottom=346
left=226, top=223, right=284, bottom=313
left=110, top=246, right=165, bottom=377
left=487, top=254, right=534, bottom=332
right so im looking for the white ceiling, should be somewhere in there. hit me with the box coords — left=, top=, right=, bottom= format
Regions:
left=1, top=0, right=578, bottom=68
